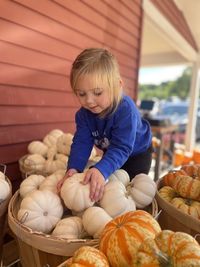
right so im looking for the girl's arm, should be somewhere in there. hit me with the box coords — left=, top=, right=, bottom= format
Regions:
left=82, top=167, right=105, bottom=202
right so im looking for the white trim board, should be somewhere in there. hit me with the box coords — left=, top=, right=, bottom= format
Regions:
left=143, top=0, right=197, bottom=63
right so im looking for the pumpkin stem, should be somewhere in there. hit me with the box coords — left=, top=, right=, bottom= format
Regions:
left=153, top=248, right=172, bottom=267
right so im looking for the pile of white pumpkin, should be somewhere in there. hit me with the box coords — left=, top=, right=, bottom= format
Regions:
left=0, top=170, right=11, bottom=204
left=19, top=129, right=99, bottom=176
left=17, top=169, right=157, bottom=240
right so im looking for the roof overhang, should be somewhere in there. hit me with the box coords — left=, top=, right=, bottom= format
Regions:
left=141, top=0, right=199, bottom=67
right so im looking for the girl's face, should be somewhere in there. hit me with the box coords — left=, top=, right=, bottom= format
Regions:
left=74, top=74, right=112, bottom=114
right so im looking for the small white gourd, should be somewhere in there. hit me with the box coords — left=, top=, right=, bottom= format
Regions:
left=108, top=169, right=130, bottom=187
left=17, top=190, right=63, bottom=233
left=27, top=141, right=48, bottom=157
left=55, top=154, right=68, bottom=165
left=60, top=173, right=95, bottom=212
left=127, top=173, right=157, bottom=208
left=52, top=216, right=87, bottom=239
left=46, top=145, right=57, bottom=160
left=0, top=178, right=10, bottom=203
left=44, top=157, right=66, bottom=174
left=39, top=172, right=65, bottom=194
left=19, top=174, right=45, bottom=198
left=100, top=180, right=136, bottom=218
left=0, top=171, right=5, bottom=180
left=82, top=206, right=112, bottom=238
left=43, top=129, right=64, bottom=147
left=56, top=133, right=73, bottom=155
left=88, top=147, right=97, bottom=160
left=23, top=154, right=45, bottom=172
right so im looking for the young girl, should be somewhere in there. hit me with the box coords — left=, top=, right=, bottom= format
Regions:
left=58, top=48, right=152, bottom=202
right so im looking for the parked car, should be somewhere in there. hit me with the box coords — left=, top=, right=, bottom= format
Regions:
left=149, top=101, right=200, bottom=141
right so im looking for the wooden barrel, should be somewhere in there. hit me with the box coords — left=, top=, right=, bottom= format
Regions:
left=8, top=190, right=99, bottom=267
left=156, top=178, right=200, bottom=242
left=0, top=177, right=12, bottom=262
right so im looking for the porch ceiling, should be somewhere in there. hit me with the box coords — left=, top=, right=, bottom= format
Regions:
left=141, top=0, right=200, bottom=67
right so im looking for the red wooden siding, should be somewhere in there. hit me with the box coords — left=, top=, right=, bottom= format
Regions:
left=0, top=0, right=143, bottom=191
left=151, top=0, right=198, bottom=52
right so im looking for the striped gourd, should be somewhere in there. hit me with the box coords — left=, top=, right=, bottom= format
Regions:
left=70, top=246, right=109, bottom=267
left=162, top=169, right=186, bottom=187
left=134, top=230, right=200, bottom=267
left=171, top=197, right=200, bottom=219
left=99, top=210, right=161, bottom=267
left=158, top=186, right=178, bottom=202
left=172, top=175, right=200, bottom=201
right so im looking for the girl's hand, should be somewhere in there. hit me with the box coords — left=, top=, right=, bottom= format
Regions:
left=83, top=168, right=105, bottom=202
left=57, top=168, right=77, bottom=192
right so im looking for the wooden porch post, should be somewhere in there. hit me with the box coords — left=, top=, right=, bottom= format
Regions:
left=185, top=56, right=200, bottom=151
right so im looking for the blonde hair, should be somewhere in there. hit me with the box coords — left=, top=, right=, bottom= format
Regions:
left=70, top=48, right=123, bottom=117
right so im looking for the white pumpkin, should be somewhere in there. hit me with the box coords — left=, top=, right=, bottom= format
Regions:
left=46, top=145, right=57, bottom=160
left=39, top=172, right=65, bottom=194
left=27, top=141, right=48, bottom=157
left=53, top=169, right=66, bottom=176
left=92, top=155, right=102, bottom=162
left=17, top=190, right=63, bottom=233
left=52, top=216, right=87, bottom=239
left=19, top=174, right=45, bottom=198
left=82, top=206, right=112, bottom=238
left=0, top=178, right=10, bottom=203
left=100, top=180, right=136, bottom=218
left=43, top=129, right=64, bottom=147
left=84, top=156, right=102, bottom=171
left=0, top=171, right=5, bottom=180
left=23, top=154, right=45, bottom=172
left=49, top=129, right=64, bottom=136
left=55, top=154, right=68, bottom=165
left=127, top=173, right=157, bottom=208
left=60, top=173, right=95, bottom=212
left=89, top=146, right=97, bottom=160
left=108, top=169, right=130, bottom=187
left=44, top=158, right=66, bottom=174
left=56, top=133, right=73, bottom=155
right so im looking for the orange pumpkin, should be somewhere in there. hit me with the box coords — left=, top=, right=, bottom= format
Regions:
left=162, top=169, right=186, bottom=187
left=99, top=210, right=161, bottom=267
left=173, top=149, right=185, bottom=167
left=181, top=164, right=200, bottom=179
left=193, top=150, right=200, bottom=164
left=68, top=246, right=109, bottom=267
left=134, top=230, right=200, bottom=267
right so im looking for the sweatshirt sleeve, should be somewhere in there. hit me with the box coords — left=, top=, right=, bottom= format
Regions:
left=67, top=110, right=94, bottom=172
left=94, top=105, right=137, bottom=179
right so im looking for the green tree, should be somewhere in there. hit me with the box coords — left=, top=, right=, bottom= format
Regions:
left=138, top=67, right=192, bottom=100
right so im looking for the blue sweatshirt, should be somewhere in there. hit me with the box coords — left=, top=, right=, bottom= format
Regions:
left=68, top=95, right=152, bottom=179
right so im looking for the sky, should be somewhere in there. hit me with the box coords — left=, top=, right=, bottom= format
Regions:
left=138, top=65, right=186, bottom=85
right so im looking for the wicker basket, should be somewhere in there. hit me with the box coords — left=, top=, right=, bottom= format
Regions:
left=156, top=178, right=200, bottom=243
left=8, top=191, right=98, bottom=267
left=0, top=176, right=12, bottom=262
